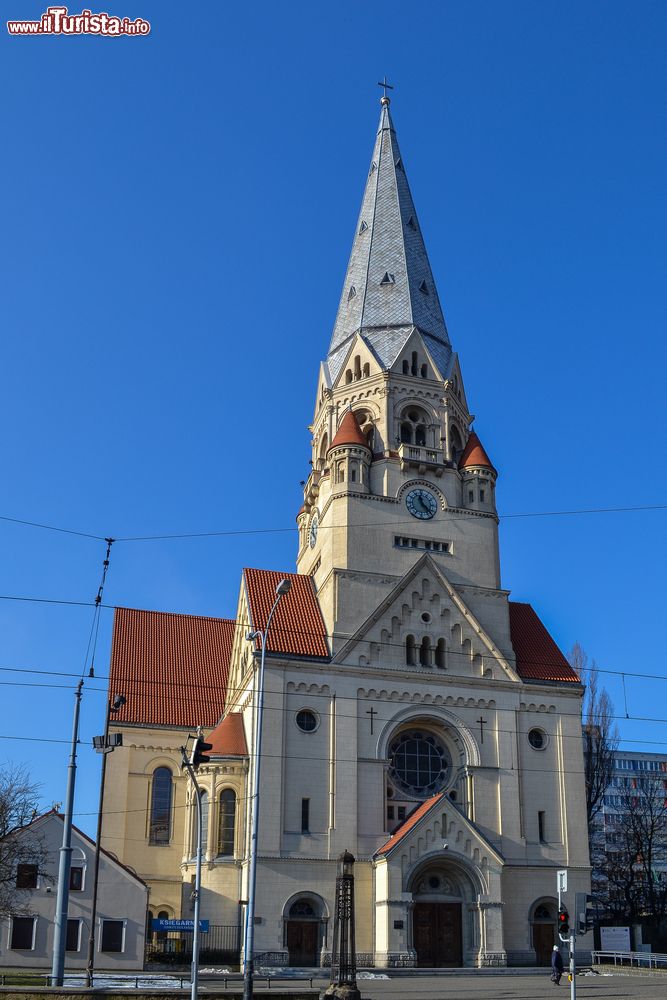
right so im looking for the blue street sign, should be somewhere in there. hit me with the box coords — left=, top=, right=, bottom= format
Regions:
left=152, top=918, right=209, bottom=933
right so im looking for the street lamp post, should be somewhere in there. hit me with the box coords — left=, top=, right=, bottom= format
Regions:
left=86, top=693, right=126, bottom=987
left=242, top=577, right=292, bottom=1000
left=325, top=852, right=361, bottom=1000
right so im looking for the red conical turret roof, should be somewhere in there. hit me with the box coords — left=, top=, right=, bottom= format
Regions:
left=329, top=410, right=369, bottom=450
left=207, top=713, right=247, bottom=757
left=458, top=432, right=496, bottom=474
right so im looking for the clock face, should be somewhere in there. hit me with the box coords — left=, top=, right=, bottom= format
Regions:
left=406, top=488, right=438, bottom=520
left=309, top=516, right=318, bottom=548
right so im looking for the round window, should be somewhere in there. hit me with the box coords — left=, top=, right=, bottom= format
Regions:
left=388, top=730, right=452, bottom=796
left=528, top=728, right=547, bottom=750
left=296, top=709, right=319, bottom=733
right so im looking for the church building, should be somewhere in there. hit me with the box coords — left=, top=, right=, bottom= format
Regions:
left=103, top=96, right=590, bottom=969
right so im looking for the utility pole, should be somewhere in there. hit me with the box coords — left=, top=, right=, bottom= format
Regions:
left=51, top=680, right=84, bottom=986
left=181, top=732, right=212, bottom=1000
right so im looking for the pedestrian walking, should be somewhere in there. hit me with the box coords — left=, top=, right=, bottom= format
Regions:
left=551, top=944, right=564, bottom=985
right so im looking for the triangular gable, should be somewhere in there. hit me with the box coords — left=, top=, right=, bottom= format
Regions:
left=388, top=327, right=449, bottom=382
left=7, top=811, right=147, bottom=888
left=330, top=333, right=381, bottom=390
left=375, top=793, right=504, bottom=872
left=333, top=553, right=520, bottom=683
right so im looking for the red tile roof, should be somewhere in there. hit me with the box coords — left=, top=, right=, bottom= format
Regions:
left=509, top=602, right=579, bottom=683
left=458, top=431, right=496, bottom=474
left=109, top=607, right=236, bottom=728
left=208, top=712, right=247, bottom=757
left=375, top=793, right=446, bottom=856
left=329, top=410, right=369, bottom=449
left=244, top=568, right=329, bottom=659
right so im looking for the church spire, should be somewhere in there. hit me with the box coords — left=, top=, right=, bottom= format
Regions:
left=326, top=96, right=452, bottom=384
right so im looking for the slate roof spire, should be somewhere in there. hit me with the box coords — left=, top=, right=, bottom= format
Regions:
left=326, top=96, right=452, bottom=383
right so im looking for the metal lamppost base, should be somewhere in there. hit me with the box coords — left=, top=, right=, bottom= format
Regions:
left=322, top=986, right=361, bottom=1000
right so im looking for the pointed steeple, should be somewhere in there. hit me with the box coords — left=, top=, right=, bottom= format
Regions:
left=326, top=97, right=452, bottom=384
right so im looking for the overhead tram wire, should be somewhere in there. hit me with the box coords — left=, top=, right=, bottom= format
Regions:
left=4, top=608, right=667, bottom=689
left=0, top=502, right=666, bottom=547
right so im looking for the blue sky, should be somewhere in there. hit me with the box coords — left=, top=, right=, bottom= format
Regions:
left=1, top=1, right=666, bottom=836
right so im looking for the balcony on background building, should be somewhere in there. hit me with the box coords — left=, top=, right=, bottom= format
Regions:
left=398, top=443, right=449, bottom=476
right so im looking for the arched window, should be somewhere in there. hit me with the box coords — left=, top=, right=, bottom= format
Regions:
left=411, top=351, right=418, bottom=376
left=363, top=362, right=370, bottom=378
left=353, top=355, right=361, bottom=380
left=400, top=422, right=413, bottom=444
left=402, top=360, right=409, bottom=375
left=435, top=639, right=446, bottom=669
left=149, top=767, right=172, bottom=845
left=419, top=637, right=432, bottom=667
left=345, top=369, right=352, bottom=384
left=218, top=789, right=236, bottom=856
left=406, top=635, right=416, bottom=666
left=415, top=425, right=426, bottom=446
left=355, top=408, right=376, bottom=450
left=450, top=424, right=463, bottom=459
left=420, top=364, right=428, bottom=379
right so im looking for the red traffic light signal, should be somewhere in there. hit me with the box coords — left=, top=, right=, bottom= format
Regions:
left=558, top=906, right=570, bottom=938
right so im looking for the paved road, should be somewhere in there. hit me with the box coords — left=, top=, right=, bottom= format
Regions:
left=354, top=972, right=667, bottom=1000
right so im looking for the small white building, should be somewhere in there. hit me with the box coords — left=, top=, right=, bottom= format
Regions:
left=0, top=810, right=148, bottom=971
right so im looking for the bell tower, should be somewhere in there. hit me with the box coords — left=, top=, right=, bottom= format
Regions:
left=296, top=97, right=501, bottom=646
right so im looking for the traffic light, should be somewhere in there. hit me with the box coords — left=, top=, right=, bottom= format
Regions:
left=191, top=735, right=213, bottom=768
left=575, top=893, right=595, bottom=935
left=558, top=906, right=570, bottom=939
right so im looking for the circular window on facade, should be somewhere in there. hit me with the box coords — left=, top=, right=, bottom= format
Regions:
left=528, top=728, right=547, bottom=750
left=388, top=729, right=452, bottom=796
left=296, top=709, right=319, bottom=733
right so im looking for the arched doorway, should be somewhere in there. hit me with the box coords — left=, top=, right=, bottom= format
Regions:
left=284, top=897, right=323, bottom=967
left=410, top=863, right=474, bottom=968
left=531, top=900, right=557, bottom=966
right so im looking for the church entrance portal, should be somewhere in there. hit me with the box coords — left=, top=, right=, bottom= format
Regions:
left=531, top=901, right=557, bottom=965
left=285, top=898, right=322, bottom=966
left=413, top=902, right=462, bottom=967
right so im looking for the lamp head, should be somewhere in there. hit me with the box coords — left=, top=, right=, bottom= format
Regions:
left=111, top=694, right=126, bottom=712
left=246, top=631, right=259, bottom=642
left=276, top=578, right=291, bottom=597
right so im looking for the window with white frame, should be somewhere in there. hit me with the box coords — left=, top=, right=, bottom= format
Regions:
left=100, top=919, right=125, bottom=953
left=10, top=916, right=36, bottom=950
left=66, top=919, right=81, bottom=952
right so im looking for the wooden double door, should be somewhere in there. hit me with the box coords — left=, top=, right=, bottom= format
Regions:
left=413, top=902, right=462, bottom=967
left=286, top=920, right=319, bottom=966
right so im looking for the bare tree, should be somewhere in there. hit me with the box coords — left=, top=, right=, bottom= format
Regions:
left=602, top=773, right=667, bottom=926
left=0, top=763, right=49, bottom=916
left=570, top=643, right=619, bottom=828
